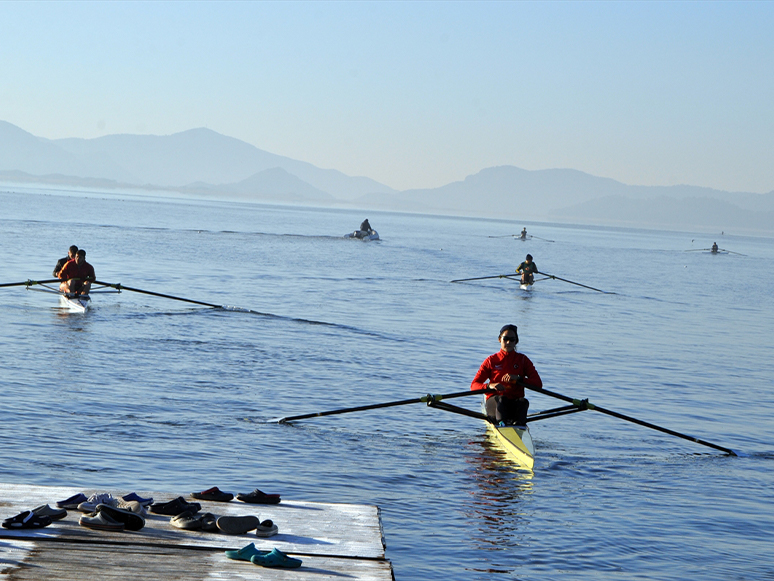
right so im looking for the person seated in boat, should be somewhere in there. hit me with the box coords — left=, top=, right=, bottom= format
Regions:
left=58, top=249, right=95, bottom=296
left=516, top=254, right=538, bottom=285
left=53, top=245, right=78, bottom=277
left=471, top=324, right=542, bottom=427
left=711, top=242, right=719, bottom=253
left=520, top=227, right=528, bottom=240
left=354, top=218, right=374, bottom=238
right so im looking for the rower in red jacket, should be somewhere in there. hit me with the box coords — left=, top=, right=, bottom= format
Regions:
left=471, top=324, right=542, bottom=427
left=58, top=249, right=95, bottom=296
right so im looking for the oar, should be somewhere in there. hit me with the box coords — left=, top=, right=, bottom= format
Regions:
left=522, top=384, right=737, bottom=456
left=0, top=279, right=60, bottom=288
left=451, top=273, right=520, bottom=283
left=272, top=389, right=493, bottom=423
left=540, top=272, right=613, bottom=294
left=684, top=248, right=712, bottom=252
left=529, top=235, right=555, bottom=242
left=94, top=280, right=222, bottom=308
left=719, top=248, right=747, bottom=256
left=488, top=234, right=518, bottom=238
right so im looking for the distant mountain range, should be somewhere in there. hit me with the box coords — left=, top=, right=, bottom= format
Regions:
left=2, top=120, right=772, bottom=234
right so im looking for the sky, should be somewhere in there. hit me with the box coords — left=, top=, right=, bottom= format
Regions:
left=1, top=1, right=773, bottom=193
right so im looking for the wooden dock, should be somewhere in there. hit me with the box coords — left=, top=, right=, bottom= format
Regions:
left=0, top=483, right=393, bottom=580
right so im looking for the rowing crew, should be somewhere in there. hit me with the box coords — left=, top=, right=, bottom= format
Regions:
left=53, top=245, right=95, bottom=297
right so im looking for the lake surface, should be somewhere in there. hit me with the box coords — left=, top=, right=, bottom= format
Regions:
left=1, top=184, right=773, bottom=580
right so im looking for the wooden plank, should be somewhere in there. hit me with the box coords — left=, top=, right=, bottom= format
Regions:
left=0, top=483, right=393, bottom=581
left=0, top=539, right=394, bottom=580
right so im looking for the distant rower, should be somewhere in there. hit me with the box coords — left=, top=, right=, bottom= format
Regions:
left=516, top=254, right=538, bottom=285
left=520, top=227, right=528, bottom=240
left=711, top=242, right=719, bottom=254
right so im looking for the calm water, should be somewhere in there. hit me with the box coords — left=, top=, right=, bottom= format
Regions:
left=1, top=184, right=773, bottom=580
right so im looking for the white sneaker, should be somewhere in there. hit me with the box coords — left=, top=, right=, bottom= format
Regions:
left=77, top=493, right=115, bottom=513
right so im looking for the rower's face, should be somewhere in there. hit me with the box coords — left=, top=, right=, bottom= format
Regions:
left=499, top=333, right=517, bottom=352
left=74, top=254, right=83, bottom=264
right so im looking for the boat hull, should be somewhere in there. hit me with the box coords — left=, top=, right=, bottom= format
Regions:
left=481, top=397, right=535, bottom=469
left=487, top=423, right=535, bottom=469
left=345, top=229, right=380, bottom=241
left=59, top=294, right=90, bottom=313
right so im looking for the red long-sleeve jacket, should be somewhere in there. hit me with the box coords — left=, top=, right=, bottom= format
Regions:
left=471, top=349, right=542, bottom=399
left=58, top=260, right=95, bottom=282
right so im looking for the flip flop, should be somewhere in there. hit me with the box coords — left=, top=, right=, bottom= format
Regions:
left=2, top=510, right=53, bottom=529
left=225, top=542, right=269, bottom=562
left=236, top=489, right=281, bottom=505
left=255, top=519, right=279, bottom=538
left=250, top=548, right=302, bottom=568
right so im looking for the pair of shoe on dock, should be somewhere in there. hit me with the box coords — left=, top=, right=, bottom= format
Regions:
left=191, top=486, right=281, bottom=505
left=225, top=543, right=302, bottom=568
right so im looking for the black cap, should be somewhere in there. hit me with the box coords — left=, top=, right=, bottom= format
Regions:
left=526, top=254, right=533, bottom=261
left=499, top=324, right=519, bottom=343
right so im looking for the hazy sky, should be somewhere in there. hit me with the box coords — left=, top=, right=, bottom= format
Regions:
left=1, top=1, right=772, bottom=193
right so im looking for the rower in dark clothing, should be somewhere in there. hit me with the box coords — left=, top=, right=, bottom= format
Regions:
left=54, top=245, right=78, bottom=277
left=516, top=254, right=538, bottom=285
left=360, top=219, right=372, bottom=233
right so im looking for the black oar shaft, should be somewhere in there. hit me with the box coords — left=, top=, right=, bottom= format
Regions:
left=0, top=279, right=60, bottom=288
left=541, top=272, right=611, bottom=294
left=451, top=274, right=520, bottom=283
left=276, top=389, right=492, bottom=423
left=522, top=385, right=737, bottom=456
left=94, top=280, right=221, bottom=308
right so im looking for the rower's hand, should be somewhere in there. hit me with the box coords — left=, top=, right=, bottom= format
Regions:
left=501, top=374, right=522, bottom=384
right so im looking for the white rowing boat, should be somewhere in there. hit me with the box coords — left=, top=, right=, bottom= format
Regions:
left=59, top=293, right=90, bottom=313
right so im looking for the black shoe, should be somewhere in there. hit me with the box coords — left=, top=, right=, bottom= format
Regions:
left=191, top=487, right=234, bottom=502
left=149, top=497, right=201, bottom=516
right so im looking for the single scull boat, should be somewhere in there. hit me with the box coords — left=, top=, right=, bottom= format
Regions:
left=59, top=293, right=91, bottom=313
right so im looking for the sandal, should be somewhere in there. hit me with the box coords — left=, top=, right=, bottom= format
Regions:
left=236, top=489, right=281, bottom=505
left=250, top=547, right=302, bottom=568
left=2, top=510, right=53, bottom=529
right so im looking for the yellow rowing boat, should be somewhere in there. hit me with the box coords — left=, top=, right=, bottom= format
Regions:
left=487, top=423, right=535, bottom=470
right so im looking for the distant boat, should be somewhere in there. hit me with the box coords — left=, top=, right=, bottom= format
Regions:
left=345, top=229, right=379, bottom=241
